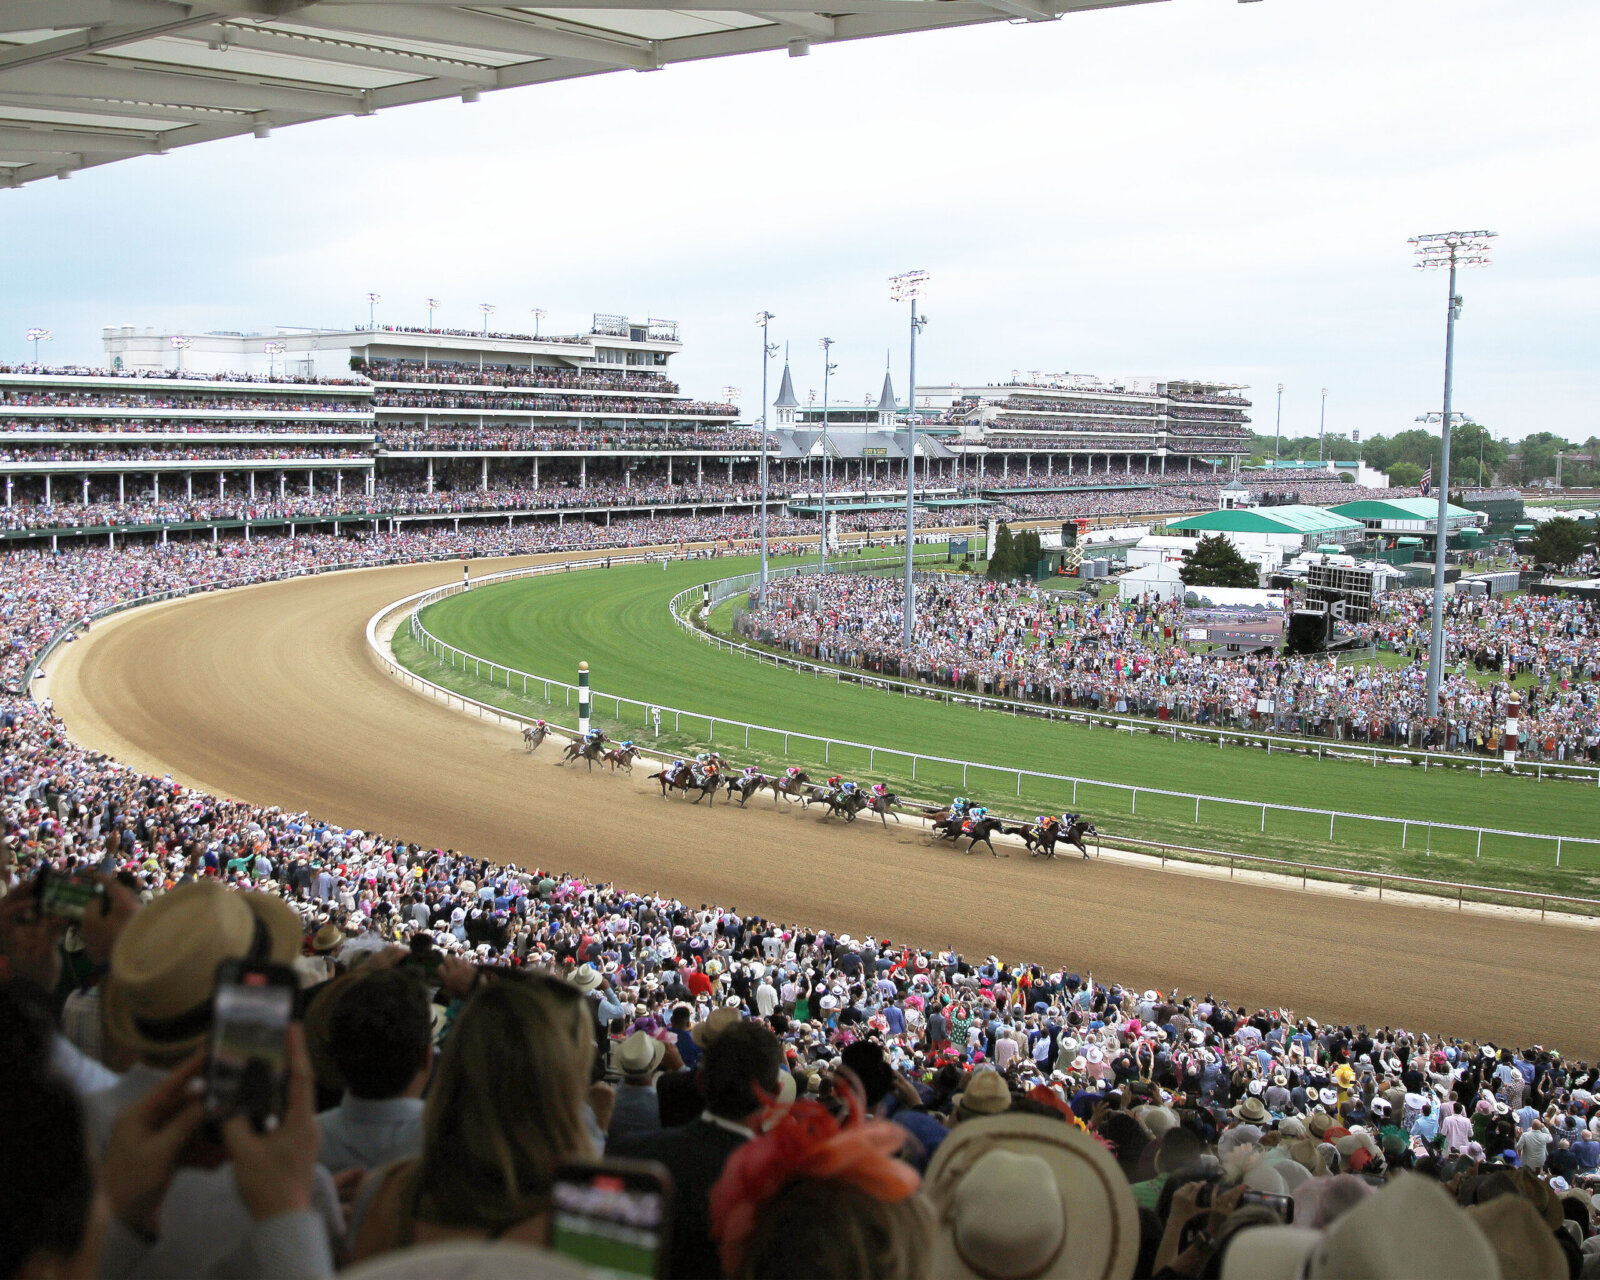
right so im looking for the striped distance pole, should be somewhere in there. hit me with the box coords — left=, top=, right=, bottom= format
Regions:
left=578, top=661, right=591, bottom=736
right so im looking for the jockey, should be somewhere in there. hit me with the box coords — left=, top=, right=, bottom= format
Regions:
left=840, top=780, right=859, bottom=795
left=827, top=775, right=843, bottom=790
left=950, top=797, right=970, bottom=816
left=1038, top=814, right=1059, bottom=832
left=871, top=782, right=888, bottom=798
left=619, top=740, right=634, bottom=751
left=1061, top=813, right=1081, bottom=830
left=695, top=751, right=717, bottom=767
left=583, top=727, right=603, bottom=747
left=785, top=765, right=802, bottom=779
left=969, top=806, right=988, bottom=821
left=535, top=719, right=546, bottom=729
left=742, top=765, right=761, bottom=778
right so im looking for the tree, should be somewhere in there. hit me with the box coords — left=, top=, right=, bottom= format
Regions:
left=1526, top=517, right=1591, bottom=568
left=987, top=523, right=1015, bottom=580
left=1014, top=529, right=1042, bottom=577
left=1180, top=534, right=1259, bottom=588
left=1387, top=462, right=1423, bottom=489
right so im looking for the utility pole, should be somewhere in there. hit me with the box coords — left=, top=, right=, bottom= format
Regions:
left=890, top=270, right=929, bottom=649
left=1318, top=388, right=1328, bottom=462
left=1409, top=228, right=1497, bottom=717
left=756, top=311, right=777, bottom=605
left=819, top=337, right=836, bottom=573
left=1274, top=383, right=1284, bottom=461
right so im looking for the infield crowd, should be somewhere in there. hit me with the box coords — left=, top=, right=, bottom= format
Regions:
left=739, top=575, right=1600, bottom=762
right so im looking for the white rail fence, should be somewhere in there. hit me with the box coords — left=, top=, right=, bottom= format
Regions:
left=406, top=564, right=1600, bottom=869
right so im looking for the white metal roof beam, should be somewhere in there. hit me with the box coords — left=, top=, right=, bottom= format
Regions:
left=171, top=23, right=503, bottom=85
left=0, top=125, right=161, bottom=154
left=1, top=61, right=364, bottom=114
left=975, top=0, right=1058, bottom=19
left=295, top=5, right=657, bottom=69
left=0, top=0, right=199, bottom=35
left=0, top=13, right=226, bottom=74
left=0, top=92, right=248, bottom=123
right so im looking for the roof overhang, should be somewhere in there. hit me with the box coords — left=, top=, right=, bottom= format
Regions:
left=0, top=0, right=1166, bottom=188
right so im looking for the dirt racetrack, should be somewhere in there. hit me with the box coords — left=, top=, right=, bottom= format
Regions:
left=47, top=551, right=1600, bottom=1056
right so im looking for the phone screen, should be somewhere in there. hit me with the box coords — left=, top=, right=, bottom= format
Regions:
left=1238, top=1189, right=1295, bottom=1222
left=38, top=873, right=101, bottom=922
left=206, top=967, right=294, bottom=1130
left=551, top=1162, right=671, bottom=1279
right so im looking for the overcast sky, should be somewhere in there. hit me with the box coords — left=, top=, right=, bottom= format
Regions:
left=2, top=0, right=1596, bottom=443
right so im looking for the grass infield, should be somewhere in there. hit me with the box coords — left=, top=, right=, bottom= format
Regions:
left=397, top=554, right=1600, bottom=901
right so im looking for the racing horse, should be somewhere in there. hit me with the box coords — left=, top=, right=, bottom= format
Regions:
left=1007, top=818, right=1098, bottom=860
left=521, top=723, right=548, bottom=753
left=602, top=743, right=641, bottom=774
left=767, top=770, right=813, bottom=806
left=722, top=770, right=769, bottom=807
left=817, top=788, right=869, bottom=822
left=559, top=733, right=608, bottom=771
left=930, top=815, right=1009, bottom=857
left=648, top=759, right=720, bottom=805
left=863, top=790, right=902, bottom=829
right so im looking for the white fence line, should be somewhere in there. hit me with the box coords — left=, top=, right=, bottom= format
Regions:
left=672, top=574, right=1600, bottom=785
left=406, top=564, right=1600, bottom=868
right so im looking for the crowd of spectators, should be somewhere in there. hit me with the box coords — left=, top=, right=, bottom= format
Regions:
left=0, top=444, right=370, bottom=463
left=0, top=362, right=366, bottom=386
left=2, top=686, right=1595, bottom=1278
left=373, top=391, right=736, bottom=418
left=737, top=575, right=1600, bottom=762
left=376, top=425, right=769, bottom=452
left=1001, top=396, right=1160, bottom=418
left=1, top=419, right=374, bottom=437
left=2, top=391, right=368, bottom=414
left=363, top=358, right=679, bottom=395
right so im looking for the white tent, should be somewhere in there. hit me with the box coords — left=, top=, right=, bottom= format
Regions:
left=1115, top=561, right=1185, bottom=604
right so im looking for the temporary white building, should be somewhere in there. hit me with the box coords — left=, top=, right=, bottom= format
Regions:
left=1115, top=561, right=1185, bottom=604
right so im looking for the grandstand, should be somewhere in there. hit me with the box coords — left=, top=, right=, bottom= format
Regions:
left=916, top=372, right=1253, bottom=480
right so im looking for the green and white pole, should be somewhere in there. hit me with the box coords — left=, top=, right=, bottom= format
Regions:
left=578, top=661, right=591, bottom=736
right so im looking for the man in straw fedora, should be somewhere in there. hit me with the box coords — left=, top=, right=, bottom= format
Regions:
left=84, top=879, right=343, bottom=1278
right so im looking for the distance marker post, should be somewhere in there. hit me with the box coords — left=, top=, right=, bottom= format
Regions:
left=578, top=661, right=591, bottom=736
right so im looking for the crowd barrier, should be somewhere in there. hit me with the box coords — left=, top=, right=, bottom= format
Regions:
left=405, top=562, right=1600, bottom=870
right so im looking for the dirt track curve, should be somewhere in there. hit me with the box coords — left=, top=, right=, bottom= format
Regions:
left=46, top=551, right=1598, bottom=1056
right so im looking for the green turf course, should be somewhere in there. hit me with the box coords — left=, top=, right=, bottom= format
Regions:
left=396, top=555, right=1600, bottom=901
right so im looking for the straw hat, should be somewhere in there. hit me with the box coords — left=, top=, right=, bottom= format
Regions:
left=104, top=880, right=301, bottom=1056
left=568, top=965, right=602, bottom=994
left=954, top=1070, right=1012, bottom=1119
left=1231, top=1097, right=1270, bottom=1124
left=690, top=1005, right=742, bottom=1048
left=617, top=1031, right=667, bottom=1077
left=925, top=1114, right=1139, bottom=1280
left=312, top=922, right=344, bottom=954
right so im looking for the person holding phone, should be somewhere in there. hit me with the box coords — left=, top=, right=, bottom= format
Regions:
left=80, top=880, right=344, bottom=1279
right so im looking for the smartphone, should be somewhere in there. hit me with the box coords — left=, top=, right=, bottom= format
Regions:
left=205, top=960, right=296, bottom=1132
left=1239, top=1190, right=1295, bottom=1222
left=36, top=870, right=103, bottom=922
left=550, top=1159, right=673, bottom=1279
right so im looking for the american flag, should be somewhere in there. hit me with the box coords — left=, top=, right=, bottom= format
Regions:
left=1420, top=465, right=1432, bottom=497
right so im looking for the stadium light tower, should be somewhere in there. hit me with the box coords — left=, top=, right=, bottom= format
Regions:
left=1273, top=383, right=1284, bottom=461
left=756, top=311, right=778, bottom=605
left=531, top=308, right=547, bottom=338
left=1410, top=228, right=1496, bottom=718
left=25, top=327, right=51, bottom=364
left=819, top=337, right=837, bottom=574
left=1318, top=388, right=1328, bottom=461
left=263, top=340, right=285, bottom=378
left=478, top=302, right=495, bottom=335
left=425, top=297, right=440, bottom=329
left=365, top=291, right=381, bottom=329
left=890, top=269, right=929, bottom=649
